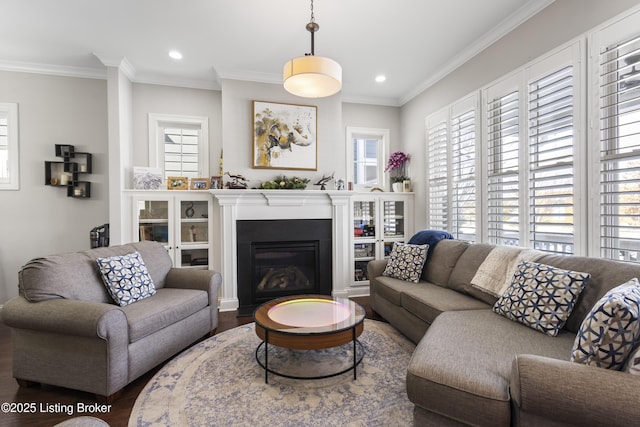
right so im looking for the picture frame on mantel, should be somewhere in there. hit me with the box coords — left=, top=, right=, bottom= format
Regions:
left=252, top=100, right=317, bottom=171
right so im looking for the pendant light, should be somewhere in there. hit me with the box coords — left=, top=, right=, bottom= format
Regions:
left=283, top=0, right=342, bottom=98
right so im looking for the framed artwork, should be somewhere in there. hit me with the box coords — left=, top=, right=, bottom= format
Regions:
left=252, top=100, right=317, bottom=170
left=210, top=176, right=223, bottom=189
left=190, top=177, right=210, bottom=190
left=167, top=176, right=188, bottom=190
left=133, top=167, right=163, bottom=190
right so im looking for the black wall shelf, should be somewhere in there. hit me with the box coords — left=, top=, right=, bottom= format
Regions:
left=45, top=144, right=92, bottom=198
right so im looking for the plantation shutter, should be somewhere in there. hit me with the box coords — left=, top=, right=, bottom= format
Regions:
left=528, top=64, right=576, bottom=255
left=426, top=111, right=449, bottom=230
left=486, top=81, right=521, bottom=246
left=450, top=95, right=479, bottom=241
left=162, top=126, right=200, bottom=180
left=597, top=30, right=640, bottom=263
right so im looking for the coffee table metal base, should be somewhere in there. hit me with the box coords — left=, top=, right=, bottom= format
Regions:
left=255, top=329, right=365, bottom=383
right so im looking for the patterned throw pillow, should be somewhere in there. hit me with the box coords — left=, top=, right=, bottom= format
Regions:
left=97, top=251, right=156, bottom=306
left=493, top=261, right=590, bottom=337
left=570, top=278, right=640, bottom=370
left=382, top=242, right=428, bottom=283
left=624, top=345, right=640, bottom=375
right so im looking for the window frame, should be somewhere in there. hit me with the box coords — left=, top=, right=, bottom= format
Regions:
left=0, top=102, right=19, bottom=190
left=345, top=126, right=389, bottom=191
left=148, top=113, right=209, bottom=179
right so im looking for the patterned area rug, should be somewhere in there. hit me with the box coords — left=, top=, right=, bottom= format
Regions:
left=129, top=320, right=416, bottom=426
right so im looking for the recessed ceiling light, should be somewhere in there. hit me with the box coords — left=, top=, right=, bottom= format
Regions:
left=375, top=75, right=386, bottom=83
left=169, top=50, right=183, bottom=60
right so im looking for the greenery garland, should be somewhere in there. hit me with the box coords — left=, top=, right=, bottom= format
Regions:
left=259, top=175, right=310, bottom=189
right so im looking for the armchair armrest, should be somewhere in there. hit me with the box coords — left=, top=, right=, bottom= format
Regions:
left=367, top=259, right=388, bottom=282
left=165, top=268, right=222, bottom=332
left=1, top=296, right=127, bottom=340
left=165, top=268, right=221, bottom=302
left=511, top=354, right=640, bottom=426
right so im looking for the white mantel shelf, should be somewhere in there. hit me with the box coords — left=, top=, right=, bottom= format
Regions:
left=210, top=189, right=355, bottom=311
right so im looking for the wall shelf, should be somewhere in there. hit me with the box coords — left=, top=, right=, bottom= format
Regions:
left=44, top=144, right=92, bottom=198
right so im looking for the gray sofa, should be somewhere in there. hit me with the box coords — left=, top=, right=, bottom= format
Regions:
left=1, top=241, right=221, bottom=402
left=368, top=240, right=640, bottom=426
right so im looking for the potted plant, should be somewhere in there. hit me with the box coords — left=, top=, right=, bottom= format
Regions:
left=385, top=151, right=410, bottom=192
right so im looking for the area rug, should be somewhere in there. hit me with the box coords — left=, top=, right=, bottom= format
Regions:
left=129, top=320, right=416, bottom=426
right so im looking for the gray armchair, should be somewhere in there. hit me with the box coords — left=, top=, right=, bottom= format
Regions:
left=1, top=241, right=221, bottom=402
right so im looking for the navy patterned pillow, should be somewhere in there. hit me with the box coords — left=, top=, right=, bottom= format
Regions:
left=493, top=261, right=590, bottom=337
left=97, top=251, right=156, bottom=306
left=382, top=242, right=429, bottom=283
left=571, top=278, right=640, bottom=370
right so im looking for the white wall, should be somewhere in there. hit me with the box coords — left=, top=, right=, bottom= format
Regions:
left=220, top=79, right=343, bottom=189
left=400, top=0, right=640, bottom=229
left=342, top=102, right=401, bottom=149
left=0, top=71, right=108, bottom=301
left=131, top=83, right=223, bottom=176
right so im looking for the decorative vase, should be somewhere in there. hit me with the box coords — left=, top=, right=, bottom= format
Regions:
left=392, top=182, right=403, bottom=192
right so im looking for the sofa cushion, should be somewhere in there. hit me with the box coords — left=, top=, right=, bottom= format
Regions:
left=121, top=287, right=209, bottom=343
left=570, top=278, right=640, bottom=370
left=97, top=252, right=156, bottom=306
left=382, top=242, right=428, bottom=283
left=408, top=229, right=454, bottom=258
left=493, top=261, right=590, bottom=337
left=400, top=282, right=490, bottom=325
left=447, top=243, right=496, bottom=304
left=406, top=310, right=576, bottom=426
left=422, top=239, right=470, bottom=287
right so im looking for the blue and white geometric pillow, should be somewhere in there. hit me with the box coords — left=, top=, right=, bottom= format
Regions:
left=382, top=242, right=429, bottom=283
left=624, top=344, right=640, bottom=375
left=96, top=251, right=156, bottom=306
left=570, top=278, right=640, bottom=370
left=493, top=261, right=590, bottom=337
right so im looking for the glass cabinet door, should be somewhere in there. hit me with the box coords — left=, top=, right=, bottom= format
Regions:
left=353, top=200, right=376, bottom=238
left=136, top=200, right=170, bottom=244
left=178, top=199, right=209, bottom=269
left=383, top=200, right=405, bottom=238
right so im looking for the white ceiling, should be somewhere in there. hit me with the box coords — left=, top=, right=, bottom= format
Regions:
left=0, top=0, right=554, bottom=106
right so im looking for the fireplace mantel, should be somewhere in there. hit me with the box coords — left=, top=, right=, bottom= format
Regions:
left=210, top=189, right=354, bottom=311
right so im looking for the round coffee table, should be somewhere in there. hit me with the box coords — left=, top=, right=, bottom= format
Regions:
left=254, top=295, right=366, bottom=383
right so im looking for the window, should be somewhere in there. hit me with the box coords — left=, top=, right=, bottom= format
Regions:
left=0, top=103, right=19, bottom=190
left=426, top=94, right=480, bottom=241
left=593, top=13, right=640, bottom=263
left=148, top=114, right=209, bottom=180
left=528, top=65, right=576, bottom=254
left=346, top=127, right=389, bottom=190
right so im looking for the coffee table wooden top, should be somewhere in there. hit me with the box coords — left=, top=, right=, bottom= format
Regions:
left=254, top=295, right=365, bottom=350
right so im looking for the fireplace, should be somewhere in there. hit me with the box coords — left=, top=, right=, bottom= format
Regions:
left=237, top=219, right=332, bottom=315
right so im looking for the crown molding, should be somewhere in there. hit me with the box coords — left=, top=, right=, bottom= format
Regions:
left=398, top=0, right=556, bottom=105
left=0, top=59, right=106, bottom=80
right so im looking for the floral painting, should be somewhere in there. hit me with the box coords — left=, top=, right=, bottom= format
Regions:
left=252, top=101, right=317, bottom=170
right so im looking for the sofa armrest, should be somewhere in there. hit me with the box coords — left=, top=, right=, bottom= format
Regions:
left=511, top=354, right=640, bottom=426
left=367, top=259, right=388, bottom=282
left=165, top=268, right=221, bottom=331
left=1, top=296, right=127, bottom=340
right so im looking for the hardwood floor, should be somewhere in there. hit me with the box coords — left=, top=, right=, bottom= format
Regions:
left=0, top=297, right=383, bottom=427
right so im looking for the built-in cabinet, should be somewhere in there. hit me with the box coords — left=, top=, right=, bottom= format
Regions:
left=129, top=191, right=212, bottom=269
left=351, top=193, right=414, bottom=288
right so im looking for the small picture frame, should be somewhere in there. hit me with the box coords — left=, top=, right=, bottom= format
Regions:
left=167, top=176, right=188, bottom=190
left=190, top=177, right=210, bottom=190
left=403, top=179, right=412, bottom=192
left=210, top=176, right=223, bottom=189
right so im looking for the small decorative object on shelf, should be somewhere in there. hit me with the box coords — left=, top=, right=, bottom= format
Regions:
left=133, top=167, right=163, bottom=190
left=167, top=176, right=188, bottom=190
left=314, top=172, right=334, bottom=190
left=190, top=177, right=210, bottom=190
left=259, top=175, right=310, bottom=189
left=385, top=151, right=410, bottom=192
left=45, top=144, right=92, bottom=198
left=210, top=176, right=223, bottom=189
left=225, top=172, right=248, bottom=189
left=185, top=202, right=195, bottom=218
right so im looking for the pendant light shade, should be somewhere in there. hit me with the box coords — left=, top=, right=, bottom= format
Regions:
left=283, top=0, right=342, bottom=98
left=283, top=55, right=342, bottom=98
